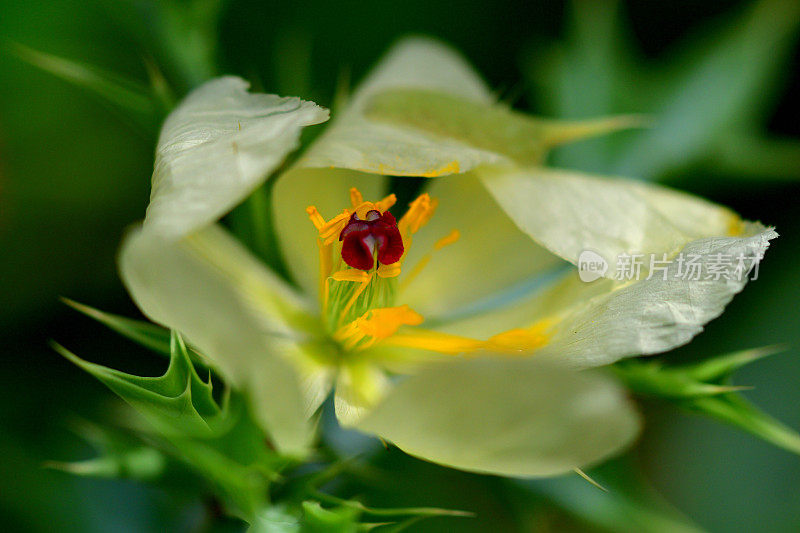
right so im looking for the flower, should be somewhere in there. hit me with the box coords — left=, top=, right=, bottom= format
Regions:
left=119, top=38, right=775, bottom=477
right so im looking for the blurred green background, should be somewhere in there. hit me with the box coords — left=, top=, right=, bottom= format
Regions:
left=1, top=0, right=799, bottom=531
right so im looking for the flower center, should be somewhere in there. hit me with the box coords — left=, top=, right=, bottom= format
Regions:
left=306, top=188, right=452, bottom=348
left=305, top=187, right=551, bottom=356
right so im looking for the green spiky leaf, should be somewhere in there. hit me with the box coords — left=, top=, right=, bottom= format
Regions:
left=63, top=298, right=172, bottom=355
left=614, top=346, right=800, bottom=455
left=54, top=331, right=220, bottom=437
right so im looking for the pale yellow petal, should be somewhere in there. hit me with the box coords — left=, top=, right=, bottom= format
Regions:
left=540, top=225, right=778, bottom=367
left=400, top=173, right=565, bottom=320
left=357, top=357, right=640, bottom=477
left=300, top=37, right=499, bottom=177
left=145, top=76, right=328, bottom=239
left=478, top=165, right=743, bottom=278
left=334, top=361, right=391, bottom=427
left=119, top=224, right=324, bottom=454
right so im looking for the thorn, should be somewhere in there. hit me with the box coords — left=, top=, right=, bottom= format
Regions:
left=574, top=468, right=607, bottom=492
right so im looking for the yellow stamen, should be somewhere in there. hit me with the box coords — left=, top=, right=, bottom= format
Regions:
left=377, top=262, right=401, bottom=278
left=375, top=193, right=397, bottom=212
left=384, top=329, right=485, bottom=354
left=349, top=187, right=364, bottom=207
left=306, top=206, right=325, bottom=231
left=317, top=238, right=333, bottom=300
left=338, top=273, right=374, bottom=322
left=485, top=321, right=551, bottom=352
left=435, top=229, right=460, bottom=249
left=334, top=305, right=423, bottom=351
left=332, top=269, right=373, bottom=283
left=384, top=319, right=552, bottom=355
left=398, top=193, right=437, bottom=237
left=399, top=229, right=460, bottom=291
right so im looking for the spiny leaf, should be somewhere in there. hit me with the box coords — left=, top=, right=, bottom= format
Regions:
left=6, top=42, right=161, bottom=129
left=62, top=298, right=171, bottom=355
left=53, top=331, right=221, bottom=437
left=684, top=393, right=800, bottom=455
left=309, top=490, right=473, bottom=519
left=614, top=347, right=800, bottom=455
left=682, top=344, right=788, bottom=382
left=62, top=298, right=208, bottom=367
left=613, top=359, right=751, bottom=399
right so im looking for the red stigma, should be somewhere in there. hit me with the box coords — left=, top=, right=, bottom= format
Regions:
left=339, top=210, right=404, bottom=271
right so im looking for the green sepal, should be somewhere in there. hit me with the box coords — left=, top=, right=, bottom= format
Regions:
left=364, top=88, right=646, bottom=166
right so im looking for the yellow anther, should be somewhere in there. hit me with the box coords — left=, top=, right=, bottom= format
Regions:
left=306, top=206, right=325, bottom=231
left=375, top=193, right=397, bottom=212
left=377, top=262, right=401, bottom=278
left=320, top=212, right=350, bottom=243
left=435, top=229, right=460, bottom=250
left=334, top=305, right=423, bottom=351
left=350, top=187, right=364, bottom=208
left=485, top=326, right=549, bottom=353
left=399, top=229, right=460, bottom=291
left=399, top=193, right=438, bottom=237
left=356, top=306, right=423, bottom=339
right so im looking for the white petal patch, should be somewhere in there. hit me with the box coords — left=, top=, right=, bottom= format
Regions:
left=542, top=225, right=778, bottom=367
left=300, top=37, right=502, bottom=176
left=119, top=224, right=326, bottom=454
left=145, top=76, right=328, bottom=239
left=356, top=357, right=640, bottom=477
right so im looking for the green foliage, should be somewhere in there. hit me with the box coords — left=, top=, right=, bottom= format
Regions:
left=53, top=332, right=220, bottom=437
left=528, top=0, right=800, bottom=182
left=45, top=419, right=169, bottom=481
left=521, top=456, right=704, bottom=533
left=613, top=346, right=800, bottom=455
left=63, top=298, right=172, bottom=355
left=6, top=42, right=165, bottom=132
left=102, top=0, right=227, bottom=90
left=53, top=330, right=287, bottom=519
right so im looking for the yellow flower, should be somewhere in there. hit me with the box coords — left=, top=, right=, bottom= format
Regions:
left=119, top=38, right=775, bottom=477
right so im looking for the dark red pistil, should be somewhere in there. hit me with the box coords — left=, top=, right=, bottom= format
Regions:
left=339, top=209, right=404, bottom=271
